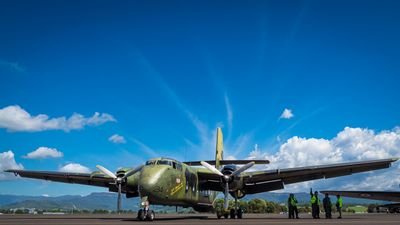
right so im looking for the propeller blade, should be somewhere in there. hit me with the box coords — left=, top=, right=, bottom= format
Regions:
left=200, top=161, right=224, bottom=176
left=224, top=181, right=229, bottom=210
left=231, top=161, right=255, bottom=177
left=96, top=165, right=117, bottom=179
left=117, top=182, right=122, bottom=213
left=122, top=165, right=143, bottom=179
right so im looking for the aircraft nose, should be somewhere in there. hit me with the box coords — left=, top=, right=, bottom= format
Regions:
left=139, top=166, right=168, bottom=196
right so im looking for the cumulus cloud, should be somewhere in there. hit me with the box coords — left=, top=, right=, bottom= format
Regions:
left=59, top=163, right=91, bottom=173
left=108, top=134, right=126, bottom=144
left=0, top=105, right=116, bottom=132
left=279, top=108, right=294, bottom=119
left=247, top=126, right=400, bottom=191
left=0, top=151, right=24, bottom=181
left=23, top=147, right=63, bottom=159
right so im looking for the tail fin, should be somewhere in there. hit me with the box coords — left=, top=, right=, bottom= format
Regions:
left=215, top=127, right=224, bottom=169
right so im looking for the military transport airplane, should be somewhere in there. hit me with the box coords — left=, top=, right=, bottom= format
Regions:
left=5, top=128, right=399, bottom=220
left=321, top=190, right=400, bottom=213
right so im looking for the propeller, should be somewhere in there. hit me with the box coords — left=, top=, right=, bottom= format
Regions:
left=96, top=164, right=143, bottom=213
left=201, top=161, right=255, bottom=210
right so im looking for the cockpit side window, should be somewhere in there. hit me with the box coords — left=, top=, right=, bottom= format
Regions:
left=145, top=160, right=157, bottom=165
left=176, top=163, right=182, bottom=171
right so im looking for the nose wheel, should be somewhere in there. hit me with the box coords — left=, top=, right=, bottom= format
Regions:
left=137, top=209, right=155, bottom=221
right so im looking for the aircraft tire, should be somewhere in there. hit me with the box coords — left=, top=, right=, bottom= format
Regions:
left=137, top=209, right=146, bottom=221
left=230, top=208, right=236, bottom=219
left=223, top=212, right=229, bottom=219
left=237, top=209, right=243, bottom=219
left=146, top=210, right=155, bottom=221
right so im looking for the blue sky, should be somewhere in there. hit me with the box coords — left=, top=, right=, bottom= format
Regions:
left=1, top=0, right=400, bottom=196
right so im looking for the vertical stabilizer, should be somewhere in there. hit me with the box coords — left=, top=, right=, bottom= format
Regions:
left=215, top=127, right=224, bottom=169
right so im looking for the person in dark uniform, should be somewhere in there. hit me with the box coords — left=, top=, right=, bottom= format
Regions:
left=287, top=193, right=299, bottom=219
left=322, top=193, right=332, bottom=219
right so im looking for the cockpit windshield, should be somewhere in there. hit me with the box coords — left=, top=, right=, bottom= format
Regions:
left=157, top=160, right=172, bottom=166
left=145, top=160, right=157, bottom=165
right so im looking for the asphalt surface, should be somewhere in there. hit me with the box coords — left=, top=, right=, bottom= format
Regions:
left=0, top=213, right=399, bottom=225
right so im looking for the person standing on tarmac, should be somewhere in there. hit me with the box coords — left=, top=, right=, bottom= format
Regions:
left=310, top=189, right=320, bottom=219
left=336, top=195, right=343, bottom=219
left=322, top=193, right=332, bottom=219
left=287, top=194, right=299, bottom=219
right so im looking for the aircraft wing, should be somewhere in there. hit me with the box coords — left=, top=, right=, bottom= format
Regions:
left=184, top=160, right=269, bottom=166
left=5, top=169, right=114, bottom=188
left=242, top=158, right=397, bottom=194
left=198, top=158, right=397, bottom=193
left=320, top=190, right=400, bottom=202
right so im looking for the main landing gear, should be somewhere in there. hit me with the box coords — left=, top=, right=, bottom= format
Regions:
left=137, top=198, right=155, bottom=221
left=216, top=208, right=243, bottom=219
left=216, top=192, right=243, bottom=219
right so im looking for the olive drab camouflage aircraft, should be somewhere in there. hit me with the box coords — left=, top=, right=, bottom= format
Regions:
left=5, top=128, right=399, bottom=221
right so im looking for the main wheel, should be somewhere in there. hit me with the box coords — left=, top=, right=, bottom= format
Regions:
left=230, top=208, right=236, bottom=219
left=237, top=208, right=243, bottom=219
left=216, top=210, right=222, bottom=219
left=146, top=210, right=155, bottom=221
left=137, top=209, right=146, bottom=221
left=223, top=212, right=229, bottom=219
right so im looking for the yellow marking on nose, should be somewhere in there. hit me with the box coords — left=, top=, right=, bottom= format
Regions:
left=170, top=182, right=184, bottom=195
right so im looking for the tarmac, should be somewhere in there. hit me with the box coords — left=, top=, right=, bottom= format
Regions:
left=0, top=213, right=399, bottom=225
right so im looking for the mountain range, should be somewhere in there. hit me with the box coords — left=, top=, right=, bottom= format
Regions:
left=0, top=192, right=388, bottom=211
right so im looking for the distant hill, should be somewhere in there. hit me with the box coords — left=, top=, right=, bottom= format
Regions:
left=0, top=193, right=140, bottom=211
left=0, top=192, right=388, bottom=211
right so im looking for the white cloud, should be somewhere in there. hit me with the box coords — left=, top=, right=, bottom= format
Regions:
left=0, top=105, right=116, bottom=132
left=0, top=59, right=25, bottom=73
left=247, top=126, right=400, bottom=191
left=224, top=93, right=233, bottom=135
left=59, top=163, right=91, bottom=173
left=132, top=138, right=158, bottom=157
left=108, top=134, right=126, bottom=144
left=279, top=108, right=294, bottom=119
left=0, top=151, right=24, bottom=181
left=23, top=147, right=63, bottom=159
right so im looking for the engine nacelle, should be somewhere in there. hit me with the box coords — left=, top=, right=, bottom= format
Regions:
left=221, top=164, right=245, bottom=194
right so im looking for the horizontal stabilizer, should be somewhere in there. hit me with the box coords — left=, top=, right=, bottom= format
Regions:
left=184, top=159, right=269, bottom=166
left=320, top=190, right=400, bottom=202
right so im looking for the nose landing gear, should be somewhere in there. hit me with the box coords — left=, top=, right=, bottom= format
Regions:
left=137, top=209, right=155, bottom=221
left=137, top=197, right=155, bottom=221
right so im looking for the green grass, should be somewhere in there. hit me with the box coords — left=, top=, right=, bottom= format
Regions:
left=348, top=205, right=368, bottom=213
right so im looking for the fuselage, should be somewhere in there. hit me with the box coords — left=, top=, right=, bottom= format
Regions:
left=120, top=158, right=218, bottom=212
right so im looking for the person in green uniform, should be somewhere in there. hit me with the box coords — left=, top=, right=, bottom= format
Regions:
left=310, top=189, right=320, bottom=219
left=287, top=193, right=299, bottom=219
left=336, top=194, right=343, bottom=219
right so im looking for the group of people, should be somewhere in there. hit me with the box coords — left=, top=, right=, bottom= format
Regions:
left=287, top=189, right=343, bottom=219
